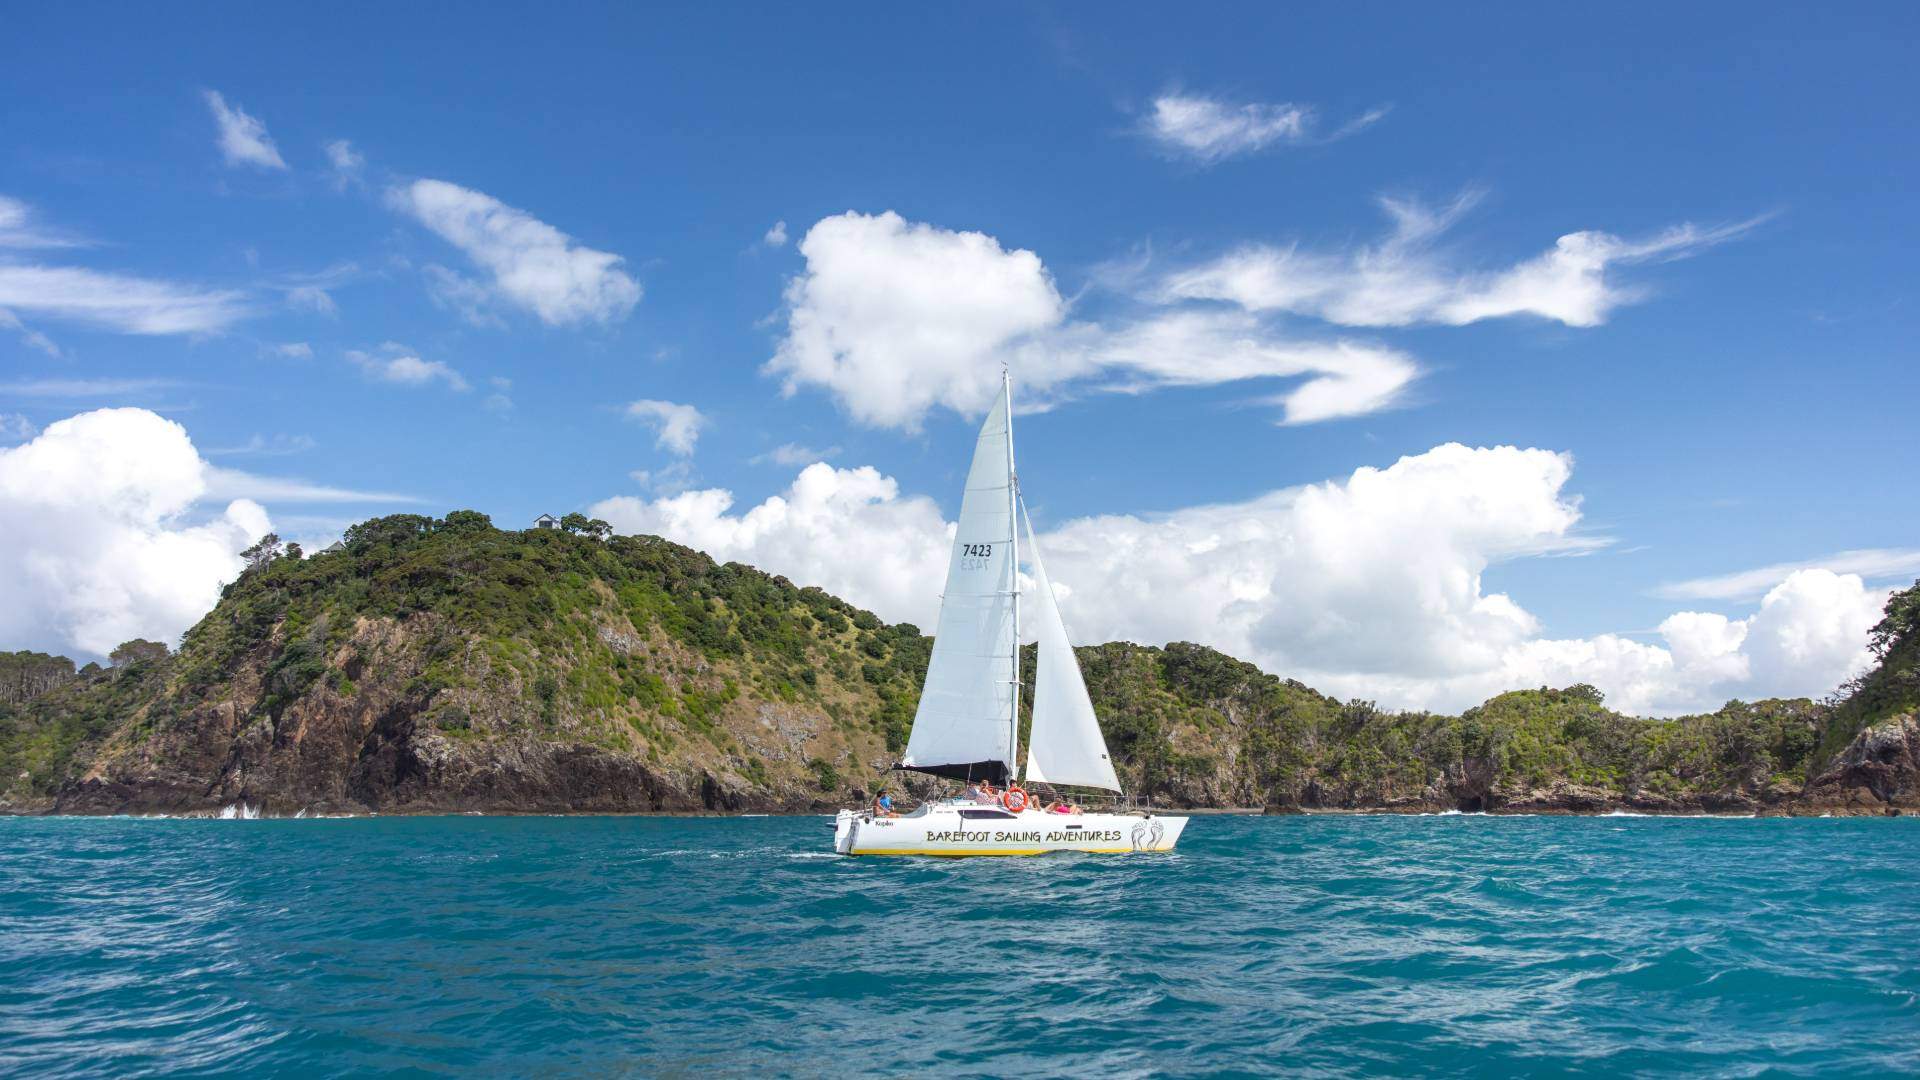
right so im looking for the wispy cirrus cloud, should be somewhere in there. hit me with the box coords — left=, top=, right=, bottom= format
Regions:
left=483, top=376, right=514, bottom=415
left=1140, top=92, right=1387, bottom=164
left=267, top=261, right=359, bottom=318
left=286, top=286, right=336, bottom=315
left=386, top=178, right=640, bottom=327
left=203, top=90, right=287, bottom=170
left=205, top=433, right=317, bottom=457
left=0, top=377, right=186, bottom=398
left=0, top=196, right=250, bottom=344
left=0, top=264, right=249, bottom=335
left=1656, top=548, right=1920, bottom=602
left=0, top=413, right=36, bottom=443
left=0, top=309, right=61, bottom=356
left=0, top=195, right=85, bottom=250
left=204, top=466, right=419, bottom=504
left=1162, top=191, right=1767, bottom=328
left=751, top=442, right=839, bottom=468
left=628, top=460, right=697, bottom=496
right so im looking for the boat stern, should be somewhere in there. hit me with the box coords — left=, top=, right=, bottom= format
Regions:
left=832, top=809, right=860, bottom=854
left=1130, top=814, right=1187, bottom=852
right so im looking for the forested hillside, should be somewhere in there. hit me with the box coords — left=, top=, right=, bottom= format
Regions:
left=2, top=512, right=1913, bottom=816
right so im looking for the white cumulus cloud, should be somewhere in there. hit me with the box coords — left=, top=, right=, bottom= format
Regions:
left=347, top=347, right=470, bottom=391
left=1725, top=570, right=1890, bottom=699
left=1163, top=191, right=1763, bottom=328
left=203, top=90, right=287, bottom=170
left=591, top=463, right=953, bottom=628
left=590, top=446, right=1889, bottom=716
left=1038, top=444, right=1597, bottom=687
left=387, top=178, right=640, bottom=326
left=624, top=399, right=707, bottom=456
left=323, top=139, right=364, bottom=189
left=0, top=408, right=271, bottom=656
left=767, top=210, right=1418, bottom=430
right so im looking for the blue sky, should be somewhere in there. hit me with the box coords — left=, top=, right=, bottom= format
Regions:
left=2, top=4, right=1915, bottom=712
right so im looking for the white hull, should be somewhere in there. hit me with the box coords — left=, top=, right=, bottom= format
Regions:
left=834, top=802, right=1186, bottom=857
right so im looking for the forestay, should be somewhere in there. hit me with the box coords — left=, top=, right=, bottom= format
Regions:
left=899, top=385, right=1017, bottom=783
left=1020, top=502, right=1123, bottom=792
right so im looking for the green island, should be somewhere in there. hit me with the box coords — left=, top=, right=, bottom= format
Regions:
left=3, top=512, right=1915, bottom=817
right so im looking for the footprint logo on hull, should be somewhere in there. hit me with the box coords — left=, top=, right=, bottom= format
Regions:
left=1130, top=820, right=1164, bottom=851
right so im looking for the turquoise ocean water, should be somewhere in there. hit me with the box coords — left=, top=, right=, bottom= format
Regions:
left=2, top=814, right=1916, bottom=1077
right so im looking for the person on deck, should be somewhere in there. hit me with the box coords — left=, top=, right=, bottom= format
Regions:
left=963, top=781, right=984, bottom=803
left=873, top=790, right=898, bottom=817
left=976, top=779, right=999, bottom=805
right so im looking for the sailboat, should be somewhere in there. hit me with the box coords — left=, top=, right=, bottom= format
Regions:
left=833, top=373, right=1187, bottom=856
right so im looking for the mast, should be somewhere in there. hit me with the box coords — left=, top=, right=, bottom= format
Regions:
left=1004, top=368, right=1020, bottom=782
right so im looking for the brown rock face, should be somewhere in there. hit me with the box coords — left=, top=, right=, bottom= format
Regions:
left=1803, top=713, right=1920, bottom=813
left=28, top=610, right=868, bottom=817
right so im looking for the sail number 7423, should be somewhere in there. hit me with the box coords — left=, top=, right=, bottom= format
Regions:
left=958, top=542, right=994, bottom=570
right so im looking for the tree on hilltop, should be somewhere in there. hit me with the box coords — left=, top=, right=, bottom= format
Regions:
left=559, top=513, right=612, bottom=539
left=240, top=533, right=283, bottom=573
left=438, top=510, right=494, bottom=534
left=1869, top=579, right=1920, bottom=660
left=109, top=640, right=169, bottom=668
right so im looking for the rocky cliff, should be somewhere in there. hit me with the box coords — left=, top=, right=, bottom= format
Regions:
left=1801, top=714, right=1920, bottom=813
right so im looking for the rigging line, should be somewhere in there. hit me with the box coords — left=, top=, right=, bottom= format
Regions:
left=1004, top=369, right=1021, bottom=785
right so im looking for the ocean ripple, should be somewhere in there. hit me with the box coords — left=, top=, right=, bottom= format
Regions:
left=2, top=814, right=1917, bottom=1077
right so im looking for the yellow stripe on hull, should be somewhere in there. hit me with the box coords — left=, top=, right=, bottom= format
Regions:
left=848, top=847, right=1141, bottom=857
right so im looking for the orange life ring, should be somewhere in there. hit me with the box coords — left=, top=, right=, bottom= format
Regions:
left=1002, top=786, right=1029, bottom=813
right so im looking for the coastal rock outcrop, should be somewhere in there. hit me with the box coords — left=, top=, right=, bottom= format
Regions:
left=1802, top=713, right=1919, bottom=814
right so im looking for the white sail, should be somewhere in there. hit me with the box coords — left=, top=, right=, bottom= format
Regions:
left=1020, top=502, right=1122, bottom=792
left=899, top=381, right=1017, bottom=780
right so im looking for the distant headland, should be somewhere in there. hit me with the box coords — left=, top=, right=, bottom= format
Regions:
left=3, top=513, right=1915, bottom=818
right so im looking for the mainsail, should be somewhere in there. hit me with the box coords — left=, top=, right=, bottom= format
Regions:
left=898, top=378, right=1018, bottom=783
left=1020, top=501, right=1123, bottom=792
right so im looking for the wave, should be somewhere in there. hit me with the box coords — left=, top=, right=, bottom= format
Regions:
left=3, top=814, right=1914, bottom=1076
